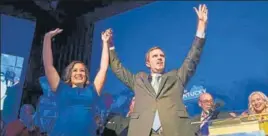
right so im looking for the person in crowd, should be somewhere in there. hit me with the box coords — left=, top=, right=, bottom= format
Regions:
left=5, top=104, right=40, bottom=136
left=106, top=4, right=208, bottom=136
left=0, top=118, right=6, bottom=136
left=5, top=70, right=16, bottom=87
left=1, top=72, right=7, bottom=111
left=242, top=91, right=268, bottom=116
left=102, top=112, right=129, bottom=136
left=42, top=28, right=110, bottom=136
left=1, top=70, right=22, bottom=123
left=95, top=115, right=102, bottom=136
left=191, top=93, right=235, bottom=136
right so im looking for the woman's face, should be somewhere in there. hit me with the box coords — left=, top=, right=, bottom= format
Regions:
left=250, top=93, right=266, bottom=113
left=70, top=63, right=87, bottom=87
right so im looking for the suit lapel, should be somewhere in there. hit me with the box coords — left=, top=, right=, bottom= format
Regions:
left=140, top=74, right=156, bottom=97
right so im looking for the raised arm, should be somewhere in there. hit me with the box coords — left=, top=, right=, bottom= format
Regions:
left=94, top=30, right=110, bottom=95
left=177, top=4, right=208, bottom=86
left=42, top=28, right=63, bottom=92
left=107, top=29, right=135, bottom=90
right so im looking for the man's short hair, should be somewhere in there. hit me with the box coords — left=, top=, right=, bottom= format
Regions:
left=145, top=46, right=163, bottom=63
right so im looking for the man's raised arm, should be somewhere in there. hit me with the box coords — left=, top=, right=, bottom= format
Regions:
left=177, top=4, right=208, bottom=86
left=107, top=29, right=136, bottom=90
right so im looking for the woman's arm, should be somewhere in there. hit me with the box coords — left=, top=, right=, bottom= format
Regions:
left=93, top=30, right=111, bottom=95
left=42, top=28, right=63, bottom=92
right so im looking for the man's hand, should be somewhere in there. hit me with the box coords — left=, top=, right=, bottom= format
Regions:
left=194, top=4, right=208, bottom=33
left=101, top=28, right=113, bottom=47
left=45, top=28, right=63, bottom=39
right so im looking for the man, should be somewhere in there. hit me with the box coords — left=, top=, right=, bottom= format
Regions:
left=105, top=4, right=208, bottom=136
left=191, top=93, right=234, bottom=135
left=1, top=72, right=7, bottom=111
left=5, top=70, right=16, bottom=87
left=103, top=112, right=130, bottom=136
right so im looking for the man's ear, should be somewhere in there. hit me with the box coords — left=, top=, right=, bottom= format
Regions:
left=198, top=101, right=202, bottom=107
left=146, top=61, right=150, bottom=68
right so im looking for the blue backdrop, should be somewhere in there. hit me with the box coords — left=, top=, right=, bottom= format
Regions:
left=90, top=1, right=268, bottom=116
left=1, top=14, right=36, bottom=123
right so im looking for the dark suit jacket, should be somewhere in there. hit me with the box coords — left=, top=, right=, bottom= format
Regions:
left=109, top=36, right=205, bottom=136
left=103, top=114, right=129, bottom=136
left=191, top=111, right=233, bottom=135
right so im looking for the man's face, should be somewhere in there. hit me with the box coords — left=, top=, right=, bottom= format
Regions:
left=25, top=106, right=34, bottom=116
left=20, top=105, right=35, bottom=127
left=199, top=93, right=214, bottom=112
left=146, top=49, right=165, bottom=73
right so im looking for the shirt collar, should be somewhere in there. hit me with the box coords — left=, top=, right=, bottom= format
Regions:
left=151, top=73, right=162, bottom=77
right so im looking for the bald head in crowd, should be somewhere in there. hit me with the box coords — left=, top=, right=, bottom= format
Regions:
left=198, top=93, right=214, bottom=113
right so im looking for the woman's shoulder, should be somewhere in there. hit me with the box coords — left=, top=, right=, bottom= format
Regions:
left=54, top=80, right=73, bottom=94
left=84, top=84, right=100, bottom=96
left=58, top=80, right=72, bottom=88
left=84, top=84, right=96, bottom=91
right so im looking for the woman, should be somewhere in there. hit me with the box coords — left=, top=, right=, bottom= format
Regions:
left=248, top=91, right=268, bottom=115
left=42, top=28, right=111, bottom=136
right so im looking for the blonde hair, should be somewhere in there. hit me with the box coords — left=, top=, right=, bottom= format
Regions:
left=248, top=91, right=268, bottom=114
left=62, top=60, right=90, bottom=87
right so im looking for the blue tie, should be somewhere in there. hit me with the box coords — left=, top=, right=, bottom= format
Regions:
left=151, top=75, right=161, bottom=131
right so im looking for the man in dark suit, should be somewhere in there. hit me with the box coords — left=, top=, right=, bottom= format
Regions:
left=191, top=93, right=234, bottom=136
left=103, top=113, right=130, bottom=136
left=103, top=4, right=208, bottom=136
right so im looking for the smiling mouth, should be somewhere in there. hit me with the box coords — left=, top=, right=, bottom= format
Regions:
left=74, top=75, right=84, bottom=80
left=254, top=104, right=262, bottom=108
